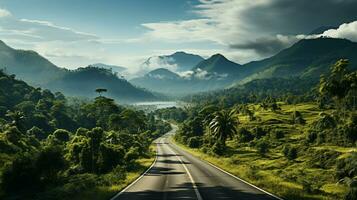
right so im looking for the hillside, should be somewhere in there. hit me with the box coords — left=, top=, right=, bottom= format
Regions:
left=0, top=40, right=156, bottom=102
left=239, top=38, right=357, bottom=84
left=0, top=40, right=66, bottom=85
left=193, top=53, right=242, bottom=75
left=48, top=66, right=156, bottom=102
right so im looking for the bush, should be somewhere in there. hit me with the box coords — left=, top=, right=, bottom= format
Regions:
left=211, top=141, right=225, bottom=156
left=309, top=149, right=340, bottom=169
left=345, top=188, right=357, bottom=200
left=4, top=126, right=21, bottom=144
left=253, top=127, right=267, bottom=138
left=36, top=146, right=67, bottom=183
left=237, top=127, right=254, bottom=142
left=282, top=145, right=298, bottom=160
left=187, top=136, right=201, bottom=148
left=255, top=140, right=269, bottom=154
left=27, top=126, right=46, bottom=140
left=336, top=152, right=357, bottom=180
left=53, top=129, right=71, bottom=142
left=292, top=111, right=306, bottom=125
left=98, top=143, right=125, bottom=173
left=1, top=154, right=40, bottom=193
left=271, top=129, right=285, bottom=139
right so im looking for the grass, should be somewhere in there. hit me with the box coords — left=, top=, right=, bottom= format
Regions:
left=173, top=102, right=352, bottom=200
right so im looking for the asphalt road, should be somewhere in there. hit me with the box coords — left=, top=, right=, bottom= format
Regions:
left=112, top=125, right=282, bottom=200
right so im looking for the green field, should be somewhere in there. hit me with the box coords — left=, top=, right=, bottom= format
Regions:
left=173, top=102, right=356, bottom=200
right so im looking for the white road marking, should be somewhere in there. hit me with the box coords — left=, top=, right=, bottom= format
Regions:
left=166, top=140, right=203, bottom=200
left=170, top=142, right=284, bottom=200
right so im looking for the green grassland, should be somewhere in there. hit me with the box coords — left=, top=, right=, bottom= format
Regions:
left=173, top=102, right=356, bottom=200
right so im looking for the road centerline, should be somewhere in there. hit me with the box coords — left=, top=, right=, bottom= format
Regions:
left=165, top=140, right=203, bottom=200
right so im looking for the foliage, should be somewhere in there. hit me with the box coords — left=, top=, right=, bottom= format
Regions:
left=0, top=70, right=170, bottom=199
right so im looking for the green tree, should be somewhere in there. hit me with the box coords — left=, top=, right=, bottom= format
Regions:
left=208, top=109, right=238, bottom=146
left=95, top=88, right=107, bottom=97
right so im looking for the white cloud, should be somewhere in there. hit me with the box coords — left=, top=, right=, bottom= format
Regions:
left=0, top=8, right=11, bottom=18
left=321, top=21, right=357, bottom=41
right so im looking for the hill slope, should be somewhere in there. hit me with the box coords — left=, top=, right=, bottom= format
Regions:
left=0, top=41, right=156, bottom=102
left=239, top=38, right=357, bottom=84
left=0, top=40, right=66, bottom=85
left=48, top=67, right=156, bottom=102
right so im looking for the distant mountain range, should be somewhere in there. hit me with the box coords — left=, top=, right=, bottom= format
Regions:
left=1, top=37, right=357, bottom=99
left=131, top=38, right=357, bottom=95
left=141, top=51, right=204, bottom=72
left=0, top=40, right=156, bottom=102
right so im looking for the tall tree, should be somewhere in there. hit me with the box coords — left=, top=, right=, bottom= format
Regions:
left=95, top=88, right=107, bottom=97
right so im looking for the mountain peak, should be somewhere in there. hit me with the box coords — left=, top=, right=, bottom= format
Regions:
left=194, top=53, right=241, bottom=74
left=146, top=68, right=180, bottom=80
left=210, top=53, right=227, bottom=60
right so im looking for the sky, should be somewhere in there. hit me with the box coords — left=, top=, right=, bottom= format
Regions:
left=0, top=0, right=357, bottom=75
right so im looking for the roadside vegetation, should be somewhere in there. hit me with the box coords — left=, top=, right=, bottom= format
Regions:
left=159, top=59, right=357, bottom=200
left=0, top=70, right=171, bottom=200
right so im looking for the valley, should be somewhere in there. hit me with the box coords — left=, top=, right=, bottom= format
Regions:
left=0, top=1, right=357, bottom=200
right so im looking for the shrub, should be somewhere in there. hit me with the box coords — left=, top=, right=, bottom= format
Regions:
left=336, top=152, right=357, bottom=180
left=36, top=146, right=67, bottom=183
left=292, top=111, right=306, bottom=125
left=187, top=136, right=201, bottom=148
left=309, top=149, right=340, bottom=169
left=237, top=127, right=254, bottom=142
left=98, top=143, right=125, bottom=173
left=271, top=129, right=285, bottom=139
left=4, top=126, right=21, bottom=144
left=255, top=139, right=269, bottom=155
left=1, top=154, right=40, bottom=193
left=282, top=145, right=298, bottom=160
left=27, top=126, right=46, bottom=140
left=211, top=141, right=225, bottom=156
left=253, top=126, right=267, bottom=138
left=53, top=129, right=71, bottom=142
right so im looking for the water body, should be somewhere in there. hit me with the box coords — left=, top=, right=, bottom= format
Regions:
left=132, top=101, right=189, bottom=112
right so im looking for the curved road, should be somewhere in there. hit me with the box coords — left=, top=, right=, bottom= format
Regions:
left=112, top=125, right=282, bottom=200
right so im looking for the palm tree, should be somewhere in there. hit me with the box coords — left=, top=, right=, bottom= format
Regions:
left=208, top=109, right=239, bottom=146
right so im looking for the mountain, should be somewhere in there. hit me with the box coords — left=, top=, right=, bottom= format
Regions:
left=0, top=40, right=156, bottom=102
left=131, top=55, right=243, bottom=95
left=238, top=38, right=357, bottom=84
left=193, top=54, right=242, bottom=74
left=141, top=51, right=204, bottom=72
left=0, top=40, right=66, bottom=85
left=47, top=66, right=156, bottom=102
left=91, top=63, right=127, bottom=74
left=146, top=68, right=181, bottom=80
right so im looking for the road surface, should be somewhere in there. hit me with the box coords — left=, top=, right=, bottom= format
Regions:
left=112, top=125, right=282, bottom=200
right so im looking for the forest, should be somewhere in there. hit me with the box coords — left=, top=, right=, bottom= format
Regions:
left=0, top=69, right=171, bottom=199
left=156, top=59, right=357, bottom=200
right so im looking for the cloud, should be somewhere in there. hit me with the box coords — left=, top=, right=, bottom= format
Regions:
left=0, top=8, right=11, bottom=18
left=135, top=56, right=178, bottom=76
left=139, top=0, right=357, bottom=62
left=229, top=34, right=318, bottom=56
left=321, top=21, right=357, bottom=41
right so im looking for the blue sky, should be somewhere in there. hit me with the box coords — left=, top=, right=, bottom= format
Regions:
left=0, top=0, right=356, bottom=76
